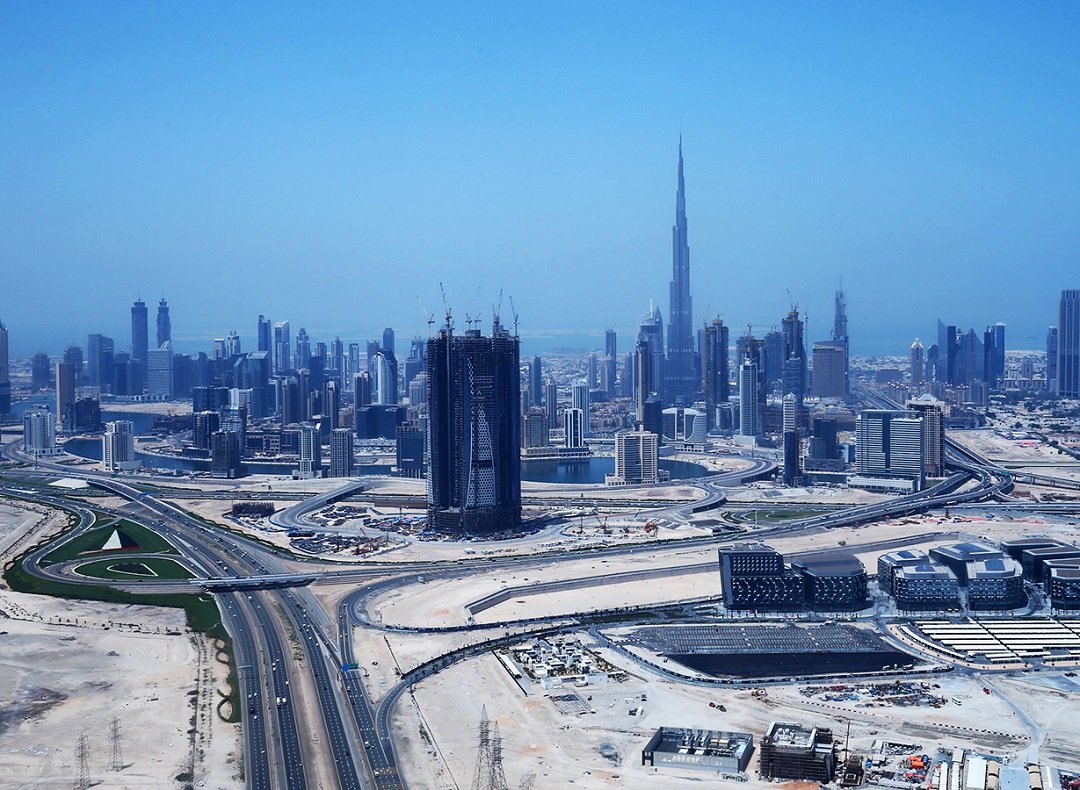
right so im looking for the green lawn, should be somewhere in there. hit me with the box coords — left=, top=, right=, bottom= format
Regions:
left=75, top=556, right=194, bottom=581
left=41, top=520, right=177, bottom=565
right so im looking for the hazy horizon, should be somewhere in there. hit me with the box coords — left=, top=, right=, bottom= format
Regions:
left=3, top=3, right=1077, bottom=358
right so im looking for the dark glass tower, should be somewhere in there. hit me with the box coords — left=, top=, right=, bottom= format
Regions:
left=702, top=318, right=729, bottom=429
left=131, top=299, right=148, bottom=390
left=156, top=298, right=171, bottom=348
left=666, top=138, right=695, bottom=401
left=832, top=287, right=850, bottom=399
left=426, top=319, right=521, bottom=533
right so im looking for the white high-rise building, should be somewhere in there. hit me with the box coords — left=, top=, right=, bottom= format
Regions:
left=298, top=424, right=322, bottom=479
left=563, top=407, right=585, bottom=449
left=371, top=351, right=396, bottom=405
left=23, top=407, right=57, bottom=456
left=738, top=358, right=759, bottom=439
left=782, top=393, right=797, bottom=434
left=102, top=420, right=137, bottom=471
left=606, top=429, right=661, bottom=486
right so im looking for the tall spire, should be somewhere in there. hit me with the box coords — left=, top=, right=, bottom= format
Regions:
left=666, top=137, right=694, bottom=402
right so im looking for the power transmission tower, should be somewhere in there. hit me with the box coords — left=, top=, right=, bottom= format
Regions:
left=73, top=734, right=91, bottom=790
left=470, top=706, right=509, bottom=790
left=108, top=717, right=124, bottom=771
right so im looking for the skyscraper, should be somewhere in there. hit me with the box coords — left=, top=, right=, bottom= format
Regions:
left=781, top=307, right=806, bottom=404
left=571, top=382, right=590, bottom=438
left=23, top=407, right=57, bottom=456
left=666, top=138, right=695, bottom=401
left=910, top=339, right=925, bottom=386
left=1047, top=327, right=1058, bottom=391
left=607, top=429, right=660, bottom=486
left=1057, top=290, right=1079, bottom=398
left=0, top=319, right=9, bottom=414
left=702, top=318, right=729, bottom=429
left=637, top=302, right=665, bottom=410
left=55, top=361, right=75, bottom=430
left=832, top=286, right=849, bottom=399
left=856, top=410, right=925, bottom=485
left=563, top=407, right=585, bottom=449
left=102, top=420, right=136, bottom=472
left=738, top=357, right=759, bottom=439
left=329, top=428, right=355, bottom=478
left=273, top=320, right=291, bottom=373
left=156, top=298, right=171, bottom=347
left=146, top=342, right=174, bottom=398
left=257, top=314, right=272, bottom=353
left=529, top=356, right=542, bottom=407
left=131, top=299, right=148, bottom=390
left=298, top=424, right=322, bottom=479
left=812, top=344, right=845, bottom=399
left=605, top=329, right=617, bottom=360
left=426, top=319, right=520, bottom=533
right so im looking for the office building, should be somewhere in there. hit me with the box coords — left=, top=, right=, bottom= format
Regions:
left=661, top=406, right=706, bottom=445
left=607, top=429, right=661, bottom=486
left=328, top=428, right=355, bottom=477
left=131, top=299, right=148, bottom=389
left=23, top=407, right=57, bottom=456
left=193, top=410, right=220, bottom=451
left=353, top=371, right=372, bottom=408
left=642, top=728, right=754, bottom=774
left=274, top=320, right=291, bottom=373
left=396, top=422, right=425, bottom=478
left=370, top=350, right=398, bottom=405
left=210, top=431, right=245, bottom=478
left=878, top=549, right=961, bottom=610
left=702, top=318, right=729, bottom=429
left=297, top=424, right=322, bottom=479
left=257, top=314, right=272, bottom=354
left=789, top=555, right=868, bottom=610
left=87, top=333, right=114, bottom=391
left=355, top=404, right=405, bottom=439
left=102, top=420, right=137, bottom=471
left=563, top=407, right=585, bottom=449
left=63, top=345, right=84, bottom=383
left=1058, top=290, right=1080, bottom=398
left=426, top=320, right=521, bottom=533
left=146, top=342, right=174, bottom=398
left=910, top=338, right=925, bottom=386
left=55, top=361, right=76, bottom=430
left=718, top=543, right=804, bottom=610
left=804, top=417, right=842, bottom=472
left=966, top=557, right=1026, bottom=610
left=571, top=381, right=590, bottom=438
left=0, top=319, right=9, bottom=414
left=781, top=308, right=806, bottom=404
left=759, top=722, right=835, bottom=783
left=856, top=409, right=924, bottom=484
left=812, top=344, right=846, bottom=399
left=666, top=138, right=696, bottom=401
left=637, top=303, right=665, bottom=410
left=65, top=397, right=101, bottom=433
left=156, top=298, right=171, bottom=347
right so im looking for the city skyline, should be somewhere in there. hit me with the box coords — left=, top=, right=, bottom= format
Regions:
left=3, top=4, right=1078, bottom=356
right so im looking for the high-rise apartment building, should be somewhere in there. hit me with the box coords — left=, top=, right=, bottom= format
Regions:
left=146, top=342, right=174, bottom=398
left=87, top=333, right=114, bottom=391
left=102, top=420, right=136, bottom=471
left=607, top=429, right=660, bottom=486
left=23, top=407, right=57, bottom=456
left=906, top=396, right=945, bottom=477
left=426, top=320, right=520, bottom=533
left=328, top=428, right=355, bottom=478
left=257, top=314, right=272, bottom=353
left=544, top=381, right=558, bottom=432
left=1047, top=327, right=1058, bottom=392
left=738, top=358, right=759, bottom=438
left=781, top=308, right=806, bottom=404
left=1058, top=290, right=1080, bottom=398
left=666, top=139, right=695, bottom=401
left=298, top=424, right=322, bottom=479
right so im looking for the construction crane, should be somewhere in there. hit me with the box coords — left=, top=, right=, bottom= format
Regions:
left=508, top=295, right=519, bottom=337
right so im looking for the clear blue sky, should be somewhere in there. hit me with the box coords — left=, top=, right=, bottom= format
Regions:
left=2, top=2, right=1077, bottom=357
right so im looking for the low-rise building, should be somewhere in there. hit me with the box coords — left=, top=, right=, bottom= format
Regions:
left=642, top=728, right=754, bottom=774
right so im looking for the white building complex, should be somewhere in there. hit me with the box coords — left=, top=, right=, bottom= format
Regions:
left=23, top=407, right=58, bottom=457
left=102, top=420, right=138, bottom=471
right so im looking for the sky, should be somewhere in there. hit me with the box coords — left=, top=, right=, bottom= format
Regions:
left=2, top=2, right=1078, bottom=358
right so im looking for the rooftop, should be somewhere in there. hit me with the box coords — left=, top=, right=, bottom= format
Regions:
left=792, top=554, right=866, bottom=577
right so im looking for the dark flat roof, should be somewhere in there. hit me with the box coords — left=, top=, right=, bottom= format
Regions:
left=792, top=554, right=866, bottom=577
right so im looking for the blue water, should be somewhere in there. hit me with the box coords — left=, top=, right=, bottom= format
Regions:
left=521, top=456, right=707, bottom=484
